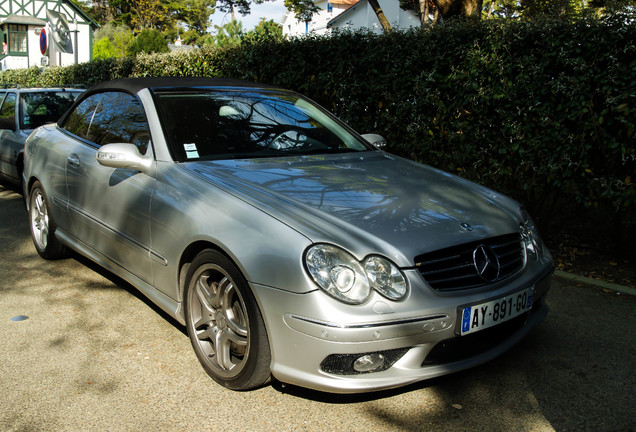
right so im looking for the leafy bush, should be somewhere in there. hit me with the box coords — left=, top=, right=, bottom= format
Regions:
left=1, top=15, right=633, bottom=251
left=126, top=29, right=169, bottom=56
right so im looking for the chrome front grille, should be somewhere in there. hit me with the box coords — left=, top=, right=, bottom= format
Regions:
left=415, top=233, right=525, bottom=291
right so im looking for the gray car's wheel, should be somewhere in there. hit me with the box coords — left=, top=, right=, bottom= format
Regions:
left=184, top=249, right=271, bottom=390
left=29, top=181, right=66, bottom=260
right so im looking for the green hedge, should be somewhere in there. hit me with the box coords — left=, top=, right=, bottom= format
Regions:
left=2, top=15, right=634, bottom=251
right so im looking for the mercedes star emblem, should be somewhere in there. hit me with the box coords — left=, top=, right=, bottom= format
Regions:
left=473, top=245, right=500, bottom=283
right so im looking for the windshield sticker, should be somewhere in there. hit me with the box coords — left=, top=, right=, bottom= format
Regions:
left=184, top=143, right=199, bottom=159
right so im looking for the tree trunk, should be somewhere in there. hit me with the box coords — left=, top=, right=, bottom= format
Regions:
left=419, top=0, right=429, bottom=25
left=367, top=0, right=393, bottom=31
left=432, top=0, right=483, bottom=19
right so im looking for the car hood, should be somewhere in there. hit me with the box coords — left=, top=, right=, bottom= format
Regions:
left=185, top=152, right=521, bottom=266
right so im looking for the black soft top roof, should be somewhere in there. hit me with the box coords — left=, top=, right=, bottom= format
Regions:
left=88, top=77, right=278, bottom=94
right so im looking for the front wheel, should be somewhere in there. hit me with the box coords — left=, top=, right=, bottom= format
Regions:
left=184, top=249, right=271, bottom=390
left=28, top=181, right=66, bottom=260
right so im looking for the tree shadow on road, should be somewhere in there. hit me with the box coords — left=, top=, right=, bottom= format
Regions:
left=69, top=250, right=187, bottom=336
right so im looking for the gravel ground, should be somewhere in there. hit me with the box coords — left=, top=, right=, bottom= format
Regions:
left=1, top=183, right=634, bottom=432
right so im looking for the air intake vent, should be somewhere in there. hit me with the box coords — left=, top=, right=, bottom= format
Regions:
left=415, top=233, right=525, bottom=291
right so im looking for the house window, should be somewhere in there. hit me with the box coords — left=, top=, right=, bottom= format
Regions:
left=8, top=25, right=27, bottom=54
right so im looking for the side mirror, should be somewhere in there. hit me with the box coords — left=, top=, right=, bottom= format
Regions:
left=361, top=133, right=387, bottom=149
left=96, top=143, right=152, bottom=173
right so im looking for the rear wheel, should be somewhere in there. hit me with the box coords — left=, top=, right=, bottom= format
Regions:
left=29, top=181, right=66, bottom=259
left=184, top=249, right=271, bottom=390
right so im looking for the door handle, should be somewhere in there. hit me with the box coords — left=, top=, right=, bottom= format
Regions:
left=67, top=154, right=80, bottom=167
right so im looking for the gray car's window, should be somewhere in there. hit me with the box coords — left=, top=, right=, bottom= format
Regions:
left=19, top=91, right=80, bottom=130
left=155, top=90, right=370, bottom=162
left=0, top=92, right=16, bottom=130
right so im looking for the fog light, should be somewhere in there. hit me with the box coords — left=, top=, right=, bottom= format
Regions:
left=353, top=353, right=385, bottom=372
left=320, top=348, right=409, bottom=375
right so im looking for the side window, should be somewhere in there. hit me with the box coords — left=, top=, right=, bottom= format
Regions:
left=62, top=94, right=102, bottom=139
left=86, top=92, right=151, bottom=154
left=0, top=91, right=6, bottom=129
left=0, top=92, right=16, bottom=130
left=20, top=91, right=82, bottom=129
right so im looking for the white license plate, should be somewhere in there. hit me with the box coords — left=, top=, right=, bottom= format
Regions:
left=460, top=288, right=533, bottom=335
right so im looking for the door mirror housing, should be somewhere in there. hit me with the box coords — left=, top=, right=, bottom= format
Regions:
left=361, top=133, right=387, bottom=149
left=96, top=143, right=152, bottom=173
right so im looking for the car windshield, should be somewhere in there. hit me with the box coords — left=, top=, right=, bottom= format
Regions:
left=154, top=89, right=371, bottom=162
left=20, top=91, right=81, bottom=130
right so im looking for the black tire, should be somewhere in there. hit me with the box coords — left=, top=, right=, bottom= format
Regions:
left=184, top=249, right=271, bottom=390
left=28, top=181, right=67, bottom=260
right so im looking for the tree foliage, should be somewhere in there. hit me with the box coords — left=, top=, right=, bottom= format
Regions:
left=128, top=0, right=168, bottom=30
left=243, top=19, right=284, bottom=43
left=82, top=0, right=215, bottom=56
left=85, top=0, right=132, bottom=25
left=197, top=18, right=282, bottom=47
left=284, top=0, right=320, bottom=22
left=84, top=0, right=214, bottom=36
left=93, top=37, right=118, bottom=59
left=173, top=0, right=217, bottom=34
left=214, top=20, right=244, bottom=47
left=434, top=0, right=483, bottom=18
left=391, top=0, right=636, bottom=28
left=127, top=28, right=170, bottom=56
left=94, top=23, right=135, bottom=58
left=483, top=0, right=636, bottom=18
left=588, top=0, right=636, bottom=9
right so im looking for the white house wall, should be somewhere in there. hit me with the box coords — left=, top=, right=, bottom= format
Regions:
left=0, top=0, right=92, bottom=28
left=283, top=0, right=420, bottom=37
left=283, top=0, right=361, bottom=36
left=330, top=0, right=420, bottom=33
left=2, top=55, right=26, bottom=69
left=0, top=0, right=95, bottom=69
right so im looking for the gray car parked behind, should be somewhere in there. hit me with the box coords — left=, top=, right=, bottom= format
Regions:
left=0, top=85, right=83, bottom=185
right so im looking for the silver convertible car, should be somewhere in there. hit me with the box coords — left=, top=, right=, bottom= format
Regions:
left=23, top=77, right=553, bottom=393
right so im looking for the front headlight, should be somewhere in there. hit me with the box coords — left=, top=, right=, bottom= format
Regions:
left=365, top=256, right=408, bottom=300
left=305, top=244, right=408, bottom=304
left=520, top=207, right=544, bottom=260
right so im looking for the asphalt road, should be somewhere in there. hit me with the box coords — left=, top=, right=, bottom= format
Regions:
left=1, top=182, right=635, bottom=432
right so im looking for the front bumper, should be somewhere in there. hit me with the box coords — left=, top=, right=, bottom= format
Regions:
left=253, top=265, right=553, bottom=394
